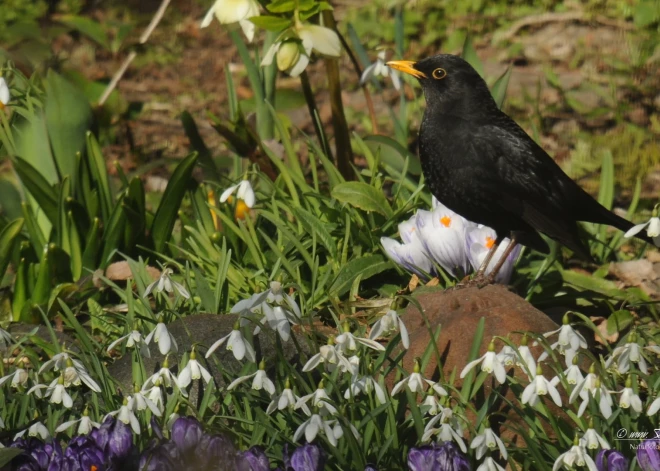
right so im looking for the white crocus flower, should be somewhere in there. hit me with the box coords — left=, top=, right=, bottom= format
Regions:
left=145, top=319, right=178, bottom=355
left=470, top=425, right=508, bottom=460
left=219, top=179, right=256, bottom=208
left=296, top=381, right=337, bottom=415
left=416, top=204, right=473, bottom=278
left=605, top=332, right=648, bottom=374
left=63, top=358, right=102, bottom=392
left=227, top=359, right=275, bottom=394
left=624, top=215, right=660, bottom=245
left=618, top=376, right=643, bottom=413
left=381, top=213, right=435, bottom=279
left=465, top=226, right=520, bottom=284
left=335, top=322, right=386, bottom=354
left=521, top=365, right=562, bottom=407
left=369, top=309, right=409, bottom=349
left=360, top=50, right=401, bottom=90
left=392, top=359, right=448, bottom=396
left=143, top=268, right=190, bottom=299
left=14, top=421, right=50, bottom=441
left=206, top=322, right=255, bottom=362
left=581, top=424, right=609, bottom=450
left=0, top=327, right=13, bottom=349
left=422, top=409, right=467, bottom=452
left=0, top=77, right=9, bottom=109
left=177, top=349, right=212, bottom=388
left=477, top=457, right=506, bottom=471
left=267, top=379, right=309, bottom=415
left=302, top=340, right=355, bottom=374
left=56, top=409, right=100, bottom=435
left=293, top=412, right=342, bottom=446
left=0, top=368, right=29, bottom=388
left=200, top=0, right=260, bottom=42
left=296, top=23, right=341, bottom=57
left=344, top=374, right=387, bottom=405
left=107, top=397, right=141, bottom=434
left=460, top=340, right=507, bottom=384
left=108, top=329, right=151, bottom=358
left=552, top=436, right=597, bottom=471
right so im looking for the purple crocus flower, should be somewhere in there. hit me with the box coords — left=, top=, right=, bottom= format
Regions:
left=407, top=445, right=436, bottom=471
left=66, top=435, right=105, bottom=471
left=238, top=446, right=270, bottom=471
left=595, top=449, right=628, bottom=471
left=8, top=437, right=60, bottom=471
left=638, top=438, right=660, bottom=471
left=139, top=441, right=180, bottom=471
left=90, top=416, right=133, bottom=461
left=197, top=433, right=239, bottom=468
left=408, top=442, right=471, bottom=471
left=171, top=416, right=203, bottom=455
left=364, top=465, right=379, bottom=471
left=290, top=443, right=326, bottom=471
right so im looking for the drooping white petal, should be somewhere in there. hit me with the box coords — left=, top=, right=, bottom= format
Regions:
left=297, top=25, right=341, bottom=57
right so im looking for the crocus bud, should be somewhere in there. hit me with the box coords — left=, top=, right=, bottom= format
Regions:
left=171, top=416, right=203, bottom=455
left=238, top=446, right=269, bottom=471
left=595, top=449, right=628, bottom=471
left=434, top=442, right=470, bottom=471
left=139, top=442, right=180, bottom=471
left=91, top=416, right=133, bottom=461
left=290, top=443, right=326, bottom=471
left=637, top=438, right=660, bottom=471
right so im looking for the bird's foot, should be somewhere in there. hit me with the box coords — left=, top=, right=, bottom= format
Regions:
left=450, top=273, right=496, bottom=290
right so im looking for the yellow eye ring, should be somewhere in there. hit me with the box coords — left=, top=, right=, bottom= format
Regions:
left=432, top=68, right=447, bottom=80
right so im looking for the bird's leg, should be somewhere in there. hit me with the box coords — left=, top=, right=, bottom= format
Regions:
left=483, top=236, right=519, bottom=284
left=475, top=236, right=503, bottom=277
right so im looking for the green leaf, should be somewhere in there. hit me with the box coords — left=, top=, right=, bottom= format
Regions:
left=291, top=206, right=337, bottom=259
left=363, top=135, right=422, bottom=175
left=13, top=157, right=59, bottom=224
left=491, top=66, right=512, bottom=109
left=331, top=182, right=393, bottom=217
left=181, top=111, right=219, bottom=181
left=55, top=14, right=110, bottom=48
left=265, top=0, right=296, bottom=12
left=45, top=70, right=93, bottom=187
left=151, top=153, right=198, bottom=253
left=560, top=269, right=628, bottom=298
left=461, top=35, right=484, bottom=78
left=248, top=16, right=292, bottom=31
left=606, top=310, right=633, bottom=335
left=329, top=254, right=392, bottom=296
left=86, top=132, right=113, bottom=223
left=0, top=448, right=24, bottom=468
left=0, top=218, right=24, bottom=281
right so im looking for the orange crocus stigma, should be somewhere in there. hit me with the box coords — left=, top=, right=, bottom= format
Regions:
left=485, top=236, right=495, bottom=249
left=440, top=215, right=452, bottom=227
left=235, top=199, right=250, bottom=220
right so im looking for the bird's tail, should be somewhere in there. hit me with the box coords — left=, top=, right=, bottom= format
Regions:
left=581, top=202, right=654, bottom=246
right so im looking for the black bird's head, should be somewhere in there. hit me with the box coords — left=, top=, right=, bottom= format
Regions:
left=387, top=54, right=497, bottom=117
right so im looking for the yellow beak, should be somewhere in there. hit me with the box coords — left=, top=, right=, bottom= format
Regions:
left=386, top=60, right=427, bottom=79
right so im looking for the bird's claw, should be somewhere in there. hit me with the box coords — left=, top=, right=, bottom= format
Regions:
left=449, top=273, right=496, bottom=290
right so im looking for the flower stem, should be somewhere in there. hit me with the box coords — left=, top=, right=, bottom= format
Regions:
left=299, top=70, right=331, bottom=159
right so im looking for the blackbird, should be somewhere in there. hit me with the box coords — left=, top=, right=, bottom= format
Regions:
left=387, top=55, right=653, bottom=281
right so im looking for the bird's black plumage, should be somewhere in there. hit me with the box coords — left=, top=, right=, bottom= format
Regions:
left=389, top=54, right=652, bottom=259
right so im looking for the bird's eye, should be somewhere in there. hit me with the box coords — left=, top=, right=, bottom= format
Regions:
left=432, top=68, right=447, bottom=80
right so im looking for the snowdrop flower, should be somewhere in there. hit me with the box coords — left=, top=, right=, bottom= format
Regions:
left=369, top=309, right=409, bottom=349
left=0, top=367, right=28, bottom=388
left=144, top=385, right=165, bottom=413
left=381, top=214, right=434, bottom=279
left=296, top=380, right=337, bottom=415
left=200, top=0, right=260, bottom=42
left=477, top=457, right=506, bottom=471
left=466, top=226, right=520, bottom=284
left=618, top=376, right=643, bottom=413
left=0, top=326, right=13, bottom=348
left=360, top=50, right=401, bottom=90
left=267, top=378, right=310, bottom=415
left=648, top=394, right=660, bottom=416
left=569, top=365, right=613, bottom=418
left=496, top=345, right=517, bottom=367
left=206, top=321, right=255, bottom=362
left=177, top=349, right=212, bottom=388
left=516, top=335, right=537, bottom=375
left=143, top=358, right=180, bottom=391
left=131, top=384, right=162, bottom=416
left=302, top=338, right=355, bottom=374
left=553, top=435, right=597, bottom=471
left=246, top=282, right=301, bottom=342
left=39, top=351, right=75, bottom=374
left=56, top=408, right=100, bottom=435
left=422, top=408, right=466, bottom=452
left=296, top=22, right=341, bottom=58
left=558, top=356, right=584, bottom=386
left=227, top=359, right=275, bottom=394
left=63, top=357, right=102, bottom=392
left=460, top=340, right=507, bottom=384
left=470, top=423, right=508, bottom=460
left=392, top=358, right=448, bottom=396
left=29, top=375, right=73, bottom=408
left=262, top=39, right=311, bottom=78
left=538, top=314, right=587, bottom=366
left=107, top=329, right=151, bottom=358
left=344, top=371, right=387, bottom=405
left=624, top=211, right=660, bottom=245
left=0, top=77, right=9, bottom=109
left=521, top=364, right=562, bottom=407
left=421, top=392, right=443, bottom=416
left=581, top=421, right=609, bottom=450
left=605, top=332, right=648, bottom=374
left=219, top=179, right=255, bottom=208
left=107, top=397, right=141, bottom=434
left=14, top=421, right=50, bottom=441
left=145, top=318, right=178, bottom=355
left=293, top=411, right=342, bottom=446
left=416, top=204, right=473, bottom=278
left=335, top=321, right=385, bottom=354
left=144, top=268, right=190, bottom=299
